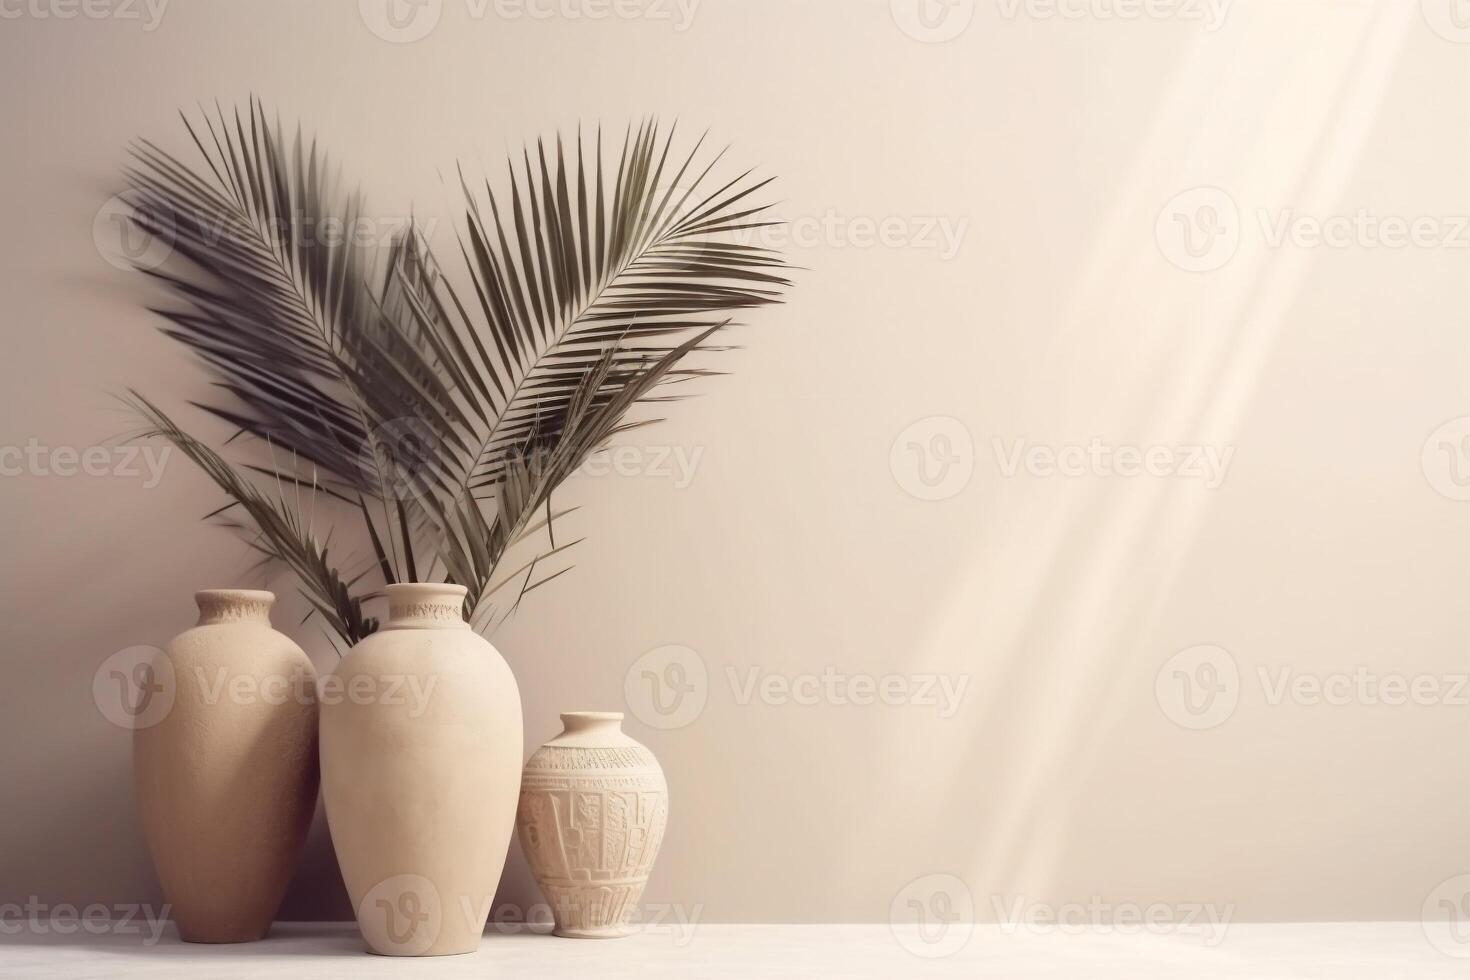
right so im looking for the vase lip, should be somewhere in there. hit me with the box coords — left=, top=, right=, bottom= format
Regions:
left=383, top=582, right=469, bottom=601
left=382, top=581, right=470, bottom=630
left=561, top=711, right=624, bottom=726
left=552, top=714, right=620, bottom=734
left=543, top=711, right=642, bottom=751
left=195, top=588, right=275, bottom=603
left=194, top=589, right=275, bottom=625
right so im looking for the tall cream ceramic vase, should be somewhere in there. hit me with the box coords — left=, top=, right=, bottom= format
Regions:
left=133, top=589, right=319, bottom=943
left=320, top=583, right=523, bottom=956
left=517, top=712, right=669, bottom=938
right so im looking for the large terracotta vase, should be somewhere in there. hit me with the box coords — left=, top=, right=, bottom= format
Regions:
left=516, top=712, right=668, bottom=938
left=319, top=583, right=523, bottom=956
left=133, top=589, right=319, bottom=943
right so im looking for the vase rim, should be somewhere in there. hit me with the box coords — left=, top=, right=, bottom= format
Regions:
left=557, top=712, right=626, bottom=737
left=383, top=582, right=469, bottom=599
left=194, top=589, right=275, bottom=626
left=561, top=711, right=624, bottom=722
left=540, top=711, right=647, bottom=753
left=382, top=582, right=469, bottom=630
left=194, top=588, right=275, bottom=603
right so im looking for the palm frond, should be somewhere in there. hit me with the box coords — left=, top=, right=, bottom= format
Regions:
left=458, top=325, right=724, bottom=629
left=125, top=100, right=463, bottom=583
left=124, top=104, right=793, bottom=634
left=126, top=391, right=376, bottom=644
left=398, top=121, right=791, bottom=509
left=125, top=98, right=377, bottom=489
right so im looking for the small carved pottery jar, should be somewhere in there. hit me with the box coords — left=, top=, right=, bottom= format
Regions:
left=516, top=712, right=669, bottom=938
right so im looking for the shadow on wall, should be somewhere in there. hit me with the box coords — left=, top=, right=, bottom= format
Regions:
left=846, top=2, right=1422, bottom=922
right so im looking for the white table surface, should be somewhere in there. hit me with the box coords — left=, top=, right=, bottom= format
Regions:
left=0, top=921, right=1457, bottom=979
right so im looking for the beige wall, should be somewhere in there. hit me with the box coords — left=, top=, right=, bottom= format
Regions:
left=1, top=0, right=1467, bottom=925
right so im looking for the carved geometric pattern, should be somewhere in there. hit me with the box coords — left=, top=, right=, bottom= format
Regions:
left=518, top=746, right=668, bottom=935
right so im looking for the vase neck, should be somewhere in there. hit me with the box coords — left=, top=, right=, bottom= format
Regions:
left=559, top=712, right=625, bottom=738
left=195, top=589, right=274, bottom=626
left=383, top=583, right=470, bottom=631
